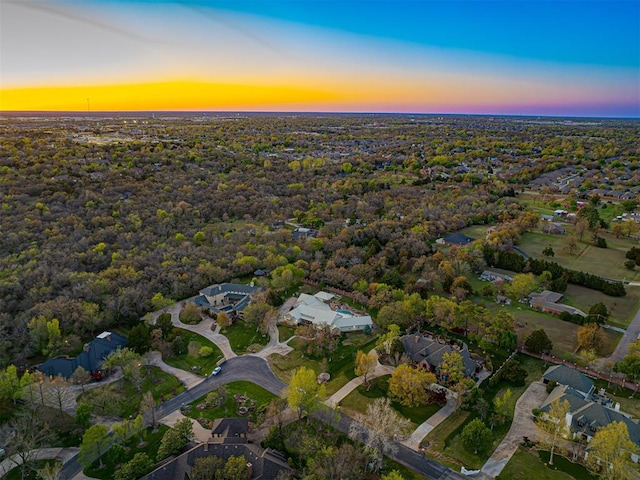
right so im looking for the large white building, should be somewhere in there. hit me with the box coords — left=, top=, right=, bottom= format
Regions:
left=285, top=292, right=373, bottom=332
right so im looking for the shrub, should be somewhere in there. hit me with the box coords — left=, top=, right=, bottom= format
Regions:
left=199, top=346, right=213, bottom=357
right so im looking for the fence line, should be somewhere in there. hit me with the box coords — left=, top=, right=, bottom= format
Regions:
left=517, top=346, right=640, bottom=393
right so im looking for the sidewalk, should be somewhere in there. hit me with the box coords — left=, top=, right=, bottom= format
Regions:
left=325, top=362, right=395, bottom=408
left=402, top=396, right=457, bottom=450
left=158, top=410, right=211, bottom=443
left=145, top=351, right=204, bottom=389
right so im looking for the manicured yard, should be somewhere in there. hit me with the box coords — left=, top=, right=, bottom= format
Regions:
left=276, top=324, right=296, bottom=342
left=85, top=425, right=168, bottom=479
left=221, top=320, right=269, bottom=354
left=78, top=367, right=184, bottom=418
left=184, top=380, right=276, bottom=425
left=163, top=329, right=224, bottom=375
left=268, top=331, right=377, bottom=396
left=340, top=375, right=443, bottom=428
left=497, top=448, right=575, bottom=480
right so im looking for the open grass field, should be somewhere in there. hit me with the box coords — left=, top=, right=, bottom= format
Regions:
left=185, top=380, right=276, bottom=424
left=221, top=320, right=269, bottom=354
left=163, top=329, right=224, bottom=375
left=78, top=367, right=184, bottom=418
left=497, top=448, right=595, bottom=480
left=563, top=284, right=640, bottom=328
left=85, top=425, right=168, bottom=479
left=485, top=303, right=580, bottom=356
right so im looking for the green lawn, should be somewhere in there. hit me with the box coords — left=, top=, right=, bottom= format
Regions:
left=78, top=367, right=184, bottom=418
left=6, top=460, right=55, bottom=480
left=221, top=320, right=269, bottom=354
left=563, top=284, right=640, bottom=328
left=517, top=230, right=640, bottom=283
left=85, top=425, right=168, bottom=479
left=184, top=380, right=276, bottom=425
left=340, top=375, right=443, bottom=428
left=497, top=449, right=575, bottom=480
left=163, top=329, right=224, bottom=375
left=276, top=324, right=296, bottom=342
left=424, top=355, right=547, bottom=470
left=382, top=459, right=429, bottom=480
left=268, top=331, right=376, bottom=395
left=486, top=303, right=580, bottom=356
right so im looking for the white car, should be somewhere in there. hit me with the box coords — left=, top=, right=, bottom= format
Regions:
left=211, top=366, right=222, bottom=376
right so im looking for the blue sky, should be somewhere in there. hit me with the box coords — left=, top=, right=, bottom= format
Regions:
left=2, top=0, right=639, bottom=115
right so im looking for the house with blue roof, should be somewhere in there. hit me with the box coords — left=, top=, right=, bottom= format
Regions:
left=38, top=331, right=127, bottom=379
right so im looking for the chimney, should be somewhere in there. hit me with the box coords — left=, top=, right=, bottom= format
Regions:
left=415, top=335, right=419, bottom=343
left=203, top=443, right=209, bottom=452
left=246, top=462, right=253, bottom=477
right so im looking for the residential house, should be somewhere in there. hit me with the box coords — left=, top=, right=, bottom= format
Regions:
left=436, top=233, right=475, bottom=246
left=539, top=367, right=640, bottom=461
left=285, top=292, right=373, bottom=332
left=542, top=222, right=566, bottom=235
left=480, top=270, right=513, bottom=283
left=38, top=331, right=127, bottom=379
left=402, top=334, right=479, bottom=379
left=529, top=291, right=587, bottom=318
left=192, top=283, right=263, bottom=319
left=140, top=418, right=292, bottom=480
left=292, top=227, right=318, bottom=240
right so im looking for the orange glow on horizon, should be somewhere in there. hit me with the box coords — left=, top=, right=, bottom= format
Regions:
left=0, top=81, right=341, bottom=111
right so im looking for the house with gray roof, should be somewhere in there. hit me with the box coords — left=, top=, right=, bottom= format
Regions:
left=192, top=283, right=263, bottom=318
left=542, top=364, right=594, bottom=399
left=402, top=334, right=479, bottom=379
left=140, top=418, right=292, bottom=480
left=530, top=291, right=587, bottom=318
left=540, top=380, right=640, bottom=460
left=38, top=331, right=126, bottom=379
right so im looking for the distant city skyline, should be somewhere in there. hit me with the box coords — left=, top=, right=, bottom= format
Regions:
left=1, top=0, right=639, bottom=116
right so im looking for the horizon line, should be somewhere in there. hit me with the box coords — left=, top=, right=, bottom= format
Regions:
left=1, top=110, right=639, bottom=120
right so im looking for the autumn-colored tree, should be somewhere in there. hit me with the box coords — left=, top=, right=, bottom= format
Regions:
left=388, top=364, right=436, bottom=407
left=354, top=350, right=377, bottom=390
left=586, top=421, right=639, bottom=480
left=439, top=350, right=466, bottom=386
left=504, top=273, right=537, bottom=302
left=577, top=322, right=605, bottom=353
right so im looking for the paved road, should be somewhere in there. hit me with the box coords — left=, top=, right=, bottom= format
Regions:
left=610, top=301, right=640, bottom=363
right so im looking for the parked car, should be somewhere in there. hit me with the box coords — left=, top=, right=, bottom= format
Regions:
left=211, top=366, right=222, bottom=376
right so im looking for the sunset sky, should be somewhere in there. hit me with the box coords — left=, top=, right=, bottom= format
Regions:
left=1, top=0, right=639, bottom=116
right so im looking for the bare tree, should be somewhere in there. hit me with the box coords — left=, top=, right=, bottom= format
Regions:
left=348, top=397, right=411, bottom=472
left=7, top=405, right=55, bottom=480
